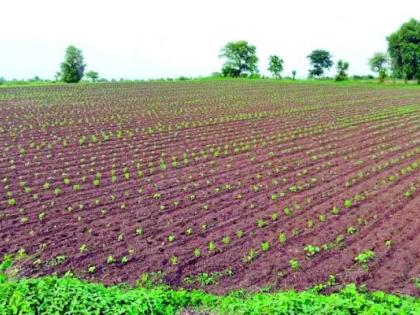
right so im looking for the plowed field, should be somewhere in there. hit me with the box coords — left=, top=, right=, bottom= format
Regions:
left=1, top=81, right=419, bottom=296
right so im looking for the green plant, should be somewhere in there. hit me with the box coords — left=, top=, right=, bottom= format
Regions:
left=221, top=236, right=230, bottom=245
left=278, top=232, right=286, bottom=244
left=79, top=244, right=88, bottom=253
left=283, top=207, right=292, bottom=216
left=169, top=255, right=178, bottom=265
left=193, top=248, right=201, bottom=258
left=0, top=275, right=417, bottom=314
left=208, top=241, right=217, bottom=252
left=135, top=227, right=143, bottom=236
left=107, top=255, right=115, bottom=264
left=289, top=259, right=300, bottom=271
left=347, top=226, right=357, bottom=235
left=243, top=249, right=257, bottom=263
left=121, top=256, right=129, bottom=264
left=331, top=206, right=340, bottom=215
left=344, top=199, right=353, bottom=208
left=257, top=219, right=267, bottom=228
left=354, top=250, right=376, bottom=269
left=260, top=241, right=270, bottom=252
left=304, top=245, right=320, bottom=257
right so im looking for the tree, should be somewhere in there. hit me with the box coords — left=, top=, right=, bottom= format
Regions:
left=369, top=52, right=388, bottom=83
left=292, top=70, right=297, bottom=80
left=219, top=40, right=258, bottom=77
left=268, top=55, right=284, bottom=78
left=85, top=71, right=99, bottom=82
left=60, top=45, right=86, bottom=83
left=387, top=18, right=420, bottom=83
left=307, top=49, right=333, bottom=78
left=335, top=60, right=350, bottom=81
left=54, top=72, right=61, bottom=82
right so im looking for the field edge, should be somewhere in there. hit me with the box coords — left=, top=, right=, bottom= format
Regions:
left=0, top=273, right=419, bottom=314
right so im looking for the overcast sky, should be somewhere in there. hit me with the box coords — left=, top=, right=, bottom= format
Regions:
left=1, top=0, right=419, bottom=80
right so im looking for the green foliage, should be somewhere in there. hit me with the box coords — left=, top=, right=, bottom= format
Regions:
left=219, top=40, right=259, bottom=77
left=85, top=70, right=99, bottom=82
left=268, top=55, right=284, bottom=78
left=60, top=45, right=86, bottom=83
left=289, top=259, right=301, bottom=271
left=335, top=59, right=350, bottom=81
left=354, top=250, right=376, bottom=269
left=304, top=245, right=320, bottom=257
left=387, top=18, right=420, bottom=83
left=307, top=49, right=333, bottom=78
left=0, top=272, right=419, bottom=314
left=369, top=52, right=388, bottom=83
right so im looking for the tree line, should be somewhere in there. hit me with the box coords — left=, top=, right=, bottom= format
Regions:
left=1, top=18, right=418, bottom=85
left=218, top=18, right=419, bottom=83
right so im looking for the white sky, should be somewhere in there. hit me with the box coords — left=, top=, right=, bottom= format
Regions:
left=1, top=0, right=419, bottom=80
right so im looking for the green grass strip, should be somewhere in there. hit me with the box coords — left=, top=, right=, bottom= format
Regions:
left=0, top=275, right=419, bottom=314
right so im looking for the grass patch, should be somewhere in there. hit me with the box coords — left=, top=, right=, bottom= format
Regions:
left=0, top=274, right=419, bottom=314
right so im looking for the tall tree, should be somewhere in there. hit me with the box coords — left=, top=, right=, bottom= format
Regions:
left=387, top=18, right=420, bottom=83
left=219, top=41, right=258, bottom=77
left=85, top=71, right=99, bottom=82
left=335, top=60, right=350, bottom=81
left=268, top=55, right=284, bottom=78
left=369, top=52, right=388, bottom=83
left=54, top=72, right=61, bottom=82
left=60, top=45, right=86, bottom=83
left=307, top=49, right=333, bottom=78
left=291, top=70, right=297, bottom=80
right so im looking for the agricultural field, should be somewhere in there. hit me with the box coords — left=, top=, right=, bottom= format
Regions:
left=0, top=80, right=419, bottom=299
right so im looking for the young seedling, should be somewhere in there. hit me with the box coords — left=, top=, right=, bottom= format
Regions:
left=354, top=250, right=375, bottom=269
left=107, top=255, right=115, bottom=264
left=135, top=227, right=143, bottom=236
left=79, top=244, right=88, bottom=253
left=257, top=219, right=268, bottom=228
left=193, top=248, right=201, bottom=258
left=243, top=249, right=257, bottom=263
left=304, top=245, right=320, bottom=257
left=278, top=232, right=286, bottom=244
left=222, top=236, right=231, bottom=245
left=208, top=241, right=217, bottom=252
left=121, top=256, right=129, bottom=264
left=169, top=255, right=178, bottom=265
left=260, top=241, right=270, bottom=252
left=331, top=206, right=340, bottom=215
left=289, top=259, right=300, bottom=271
left=283, top=207, right=292, bottom=216
left=344, top=199, right=353, bottom=208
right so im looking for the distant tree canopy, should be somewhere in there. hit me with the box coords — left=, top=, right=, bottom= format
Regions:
left=85, top=71, right=99, bottom=82
left=60, top=45, right=86, bottom=83
left=307, top=49, right=333, bottom=78
left=387, top=18, right=420, bottom=83
left=335, top=60, right=350, bottom=81
left=369, top=52, right=388, bottom=83
left=219, top=41, right=258, bottom=77
left=268, top=55, right=284, bottom=78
